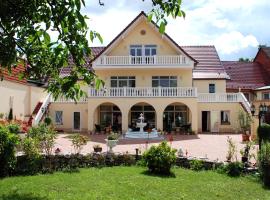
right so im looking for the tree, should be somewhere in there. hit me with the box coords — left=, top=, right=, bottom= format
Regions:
left=0, top=0, right=185, bottom=101
left=238, top=57, right=252, bottom=62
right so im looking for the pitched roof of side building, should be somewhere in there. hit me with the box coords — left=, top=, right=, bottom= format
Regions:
left=222, top=61, right=270, bottom=90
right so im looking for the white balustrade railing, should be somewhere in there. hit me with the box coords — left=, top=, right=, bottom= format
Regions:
left=52, top=97, right=88, bottom=103
left=95, top=55, right=188, bottom=66
left=238, top=92, right=251, bottom=113
left=89, top=87, right=197, bottom=97
left=33, top=94, right=51, bottom=126
left=198, top=93, right=251, bottom=113
left=198, top=93, right=240, bottom=102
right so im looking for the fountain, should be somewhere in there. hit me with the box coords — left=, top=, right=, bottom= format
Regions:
left=125, top=113, right=162, bottom=139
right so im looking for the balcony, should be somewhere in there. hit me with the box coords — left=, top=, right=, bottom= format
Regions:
left=89, top=87, right=197, bottom=98
left=93, top=55, right=192, bottom=68
left=198, top=93, right=251, bottom=113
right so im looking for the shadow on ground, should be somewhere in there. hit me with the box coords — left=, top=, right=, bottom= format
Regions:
left=141, top=170, right=176, bottom=178
left=88, top=134, right=200, bottom=145
left=1, top=192, right=48, bottom=200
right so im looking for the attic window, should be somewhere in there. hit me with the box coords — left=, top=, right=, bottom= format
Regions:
left=140, top=29, right=146, bottom=35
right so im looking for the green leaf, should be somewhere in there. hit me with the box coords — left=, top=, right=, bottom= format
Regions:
left=147, top=13, right=153, bottom=22
left=96, top=33, right=103, bottom=44
left=75, top=0, right=81, bottom=10
left=159, top=21, right=165, bottom=34
left=43, top=32, right=51, bottom=44
left=181, top=10, right=186, bottom=18
left=90, top=31, right=94, bottom=42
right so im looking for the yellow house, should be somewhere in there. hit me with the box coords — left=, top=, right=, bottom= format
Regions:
left=48, top=12, right=251, bottom=134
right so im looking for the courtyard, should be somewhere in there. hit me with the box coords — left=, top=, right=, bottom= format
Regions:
left=54, top=133, right=256, bottom=162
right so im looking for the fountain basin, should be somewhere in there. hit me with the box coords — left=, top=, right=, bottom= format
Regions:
left=125, top=131, right=161, bottom=139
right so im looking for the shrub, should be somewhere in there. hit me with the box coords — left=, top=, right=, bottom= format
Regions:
left=7, top=123, right=20, bottom=134
left=44, top=117, right=52, bottom=126
left=190, top=159, right=204, bottom=171
left=0, top=126, right=19, bottom=177
left=0, top=113, right=4, bottom=119
left=223, top=161, right=243, bottom=177
left=22, top=137, right=40, bottom=158
left=257, top=123, right=270, bottom=143
left=28, top=123, right=57, bottom=156
left=238, top=110, right=252, bottom=133
left=107, top=132, right=119, bottom=140
left=142, top=141, right=177, bottom=175
left=8, top=108, right=13, bottom=121
left=70, top=134, right=88, bottom=154
left=226, top=137, right=237, bottom=162
left=258, top=142, right=270, bottom=188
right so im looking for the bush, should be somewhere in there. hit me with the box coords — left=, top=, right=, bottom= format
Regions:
left=226, top=137, right=237, bottom=162
left=28, top=123, right=57, bottom=156
left=8, top=108, right=13, bottom=121
left=7, top=123, right=20, bottom=134
left=223, top=162, right=243, bottom=177
left=190, top=159, right=204, bottom=171
left=44, top=117, right=52, bottom=126
left=70, top=134, right=88, bottom=154
left=257, top=123, right=270, bottom=143
left=258, top=142, right=270, bottom=188
left=142, top=142, right=176, bottom=175
left=0, top=126, right=19, bottom=177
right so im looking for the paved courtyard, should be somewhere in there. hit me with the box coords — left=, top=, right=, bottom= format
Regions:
left=54, top=133, right=258, bottom=162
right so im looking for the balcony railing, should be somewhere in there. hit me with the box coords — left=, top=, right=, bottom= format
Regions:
left=51, top=97, right=88, bottom=103
left=94, top=55, right=189, bottom=66
left=89, top=87, right=197, bottom=98
left=198, top=93, right=241, bottom=102
left=198, top=93, right=251, bottom=113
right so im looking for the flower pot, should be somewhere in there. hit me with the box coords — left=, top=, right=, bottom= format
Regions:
left=242, top=134, right=250, bottom=142
left=241, top=156, right=248, bottom=163
left=94, top=147, right=102, bottom=153
left=106, top=139, right=118, bottom=153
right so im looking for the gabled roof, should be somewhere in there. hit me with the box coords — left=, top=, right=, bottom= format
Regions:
left=182, top=46, right=229, bottom=79
left=92, top=11, right=197, bottom=64
left=222, top=61, right=270, bottom=90
left=254, top=47, right=270, bottom=61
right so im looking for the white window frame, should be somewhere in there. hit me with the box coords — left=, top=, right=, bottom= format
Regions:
left=110, top=76, right=136, bottom=88
left=55, top=111, right=63, bottom=125
left=262, top=92, right=270, bottom=100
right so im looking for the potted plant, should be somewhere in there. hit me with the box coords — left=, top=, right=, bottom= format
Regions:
left=238, top=111, right=252, bottom=142
left=106, top=132, right=119, bottom=153
left=240, top=141, right=255, bottom=164
left=93, top=144, right=102, bottom=153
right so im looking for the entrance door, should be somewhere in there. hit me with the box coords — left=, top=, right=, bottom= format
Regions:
left=202, top=111, right=210, bottom=132
left=211, top=111, right=219, bottom=133
left=73, top=112, right=81, bottom=130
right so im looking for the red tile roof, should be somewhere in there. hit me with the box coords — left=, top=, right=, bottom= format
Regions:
left=182, top=45, right=229, bottom=79
left=1, top=64, right=27, bottom=84
left=222, top=61, right=270, bottom=90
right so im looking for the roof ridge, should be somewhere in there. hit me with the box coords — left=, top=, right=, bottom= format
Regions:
left=181, top=45, right=215, bottom=47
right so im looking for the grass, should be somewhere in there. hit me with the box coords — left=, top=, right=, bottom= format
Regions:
left=0, top=167, right=269, bottom=200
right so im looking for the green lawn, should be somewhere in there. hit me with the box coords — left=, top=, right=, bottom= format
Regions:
left=0, top=167, right=269, bottom=200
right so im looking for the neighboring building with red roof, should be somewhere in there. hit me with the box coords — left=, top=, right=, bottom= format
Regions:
left=222, top=47, right=270, bottom=124
left=0, top=63, right=48, bottom=123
